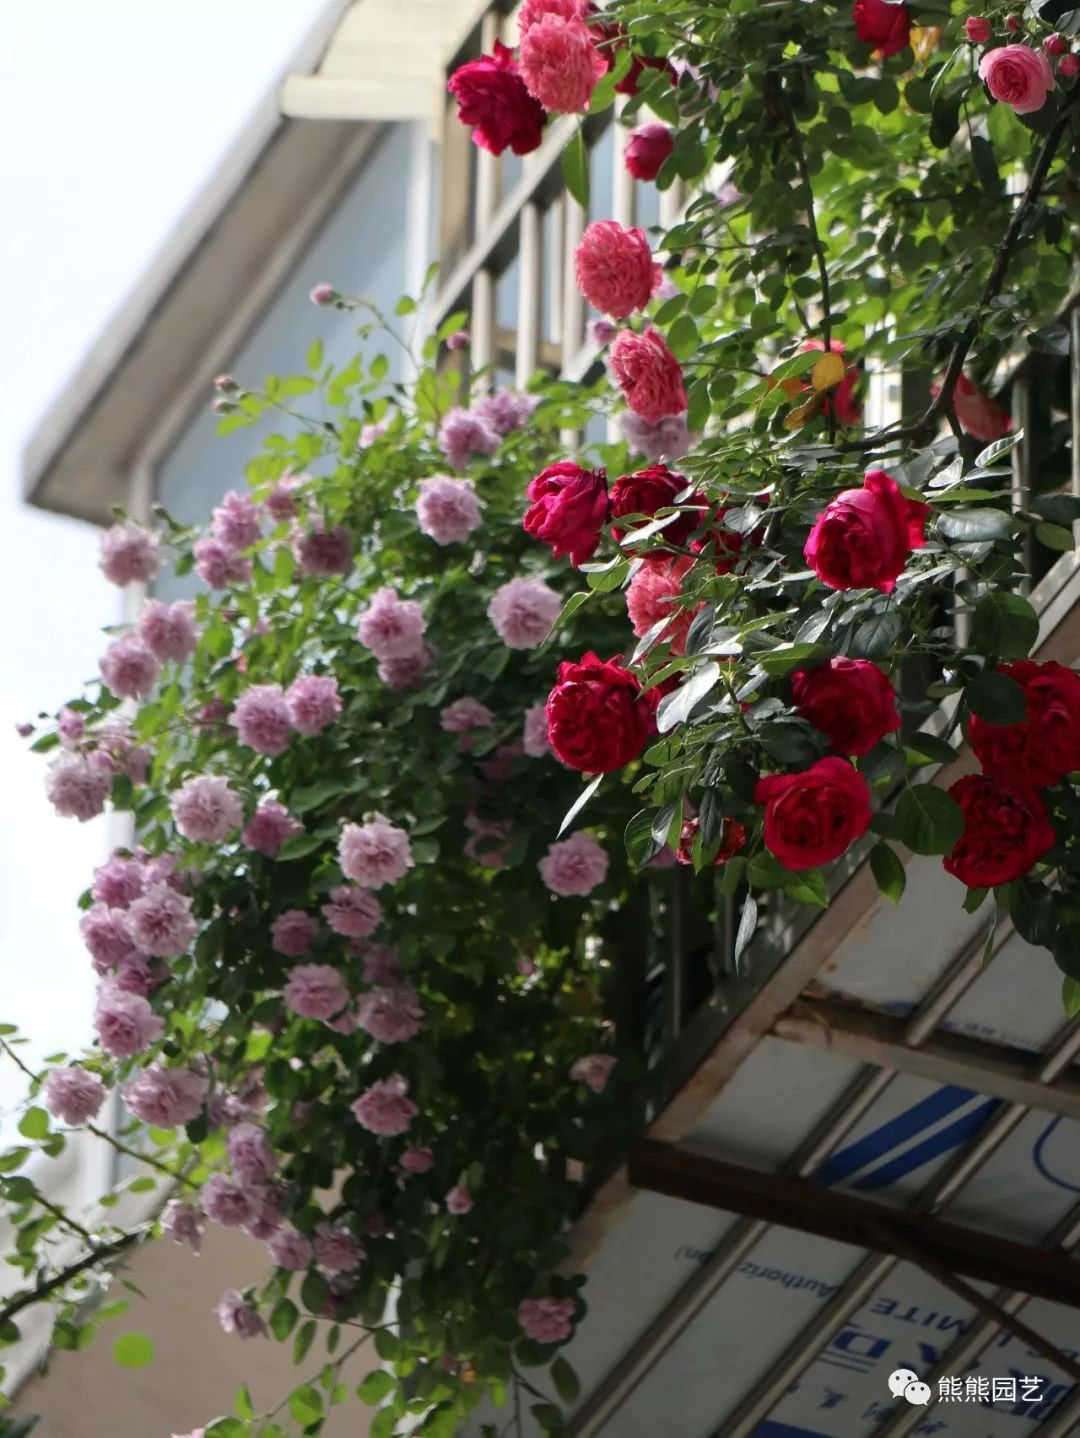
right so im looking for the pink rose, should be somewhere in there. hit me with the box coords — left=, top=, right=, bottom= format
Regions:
left=965, top=16, right=991, bottom=44
left=979, top=44, right=1055, bottom=113
left=624, top=123, right=674, bottom=182
left=574, top=221, right=659, bottom=319
left=610, top=328, right=688, bottom=424
left=519, top=14, right=607, bottom=113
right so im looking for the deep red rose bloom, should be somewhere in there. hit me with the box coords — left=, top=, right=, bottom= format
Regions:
left=792, top=658, right=901, bottom=757
left=755, top=758, right=873, bottom=871
left=853, top=0, right=913, bottom=57
left=951, top=374, right=1011, bottom=443
left=943, top=775, right=1056, bottom=888
left=546, top=652, right=657, bottom=773
left=804, top=468, right=929, bottom=593
left=609, top=465, right=707, bottom=548
left=969, top=660, right=1080, bottom=790
left=448, top=41, right=546, bottom=157
left=523, top=462, right=608, bottom=567
left=610, top=327, right=689, bottom=424
left=800, top=339, right=862, bottom=428
left=624, top=123, right=674, bottom=181
left=675, top=816, right=747, bottom=866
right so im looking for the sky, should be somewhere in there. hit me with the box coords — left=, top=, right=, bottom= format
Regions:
left=0, top=0, right=322, bottom=1112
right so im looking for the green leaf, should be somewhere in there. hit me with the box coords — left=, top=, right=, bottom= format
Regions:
left=785, top=868, right=828, bottom=908
left=894, top=786, right=964, bottom=857
left=293, top=1319, right=316, bottom=1365
left=970, top=134, right=1001, bottom=196
left=561, top=129, right=589, bottom=210
left=870, top=843, right=906, bottom=904
left=625, top=809, right=665, bottom=867
left=275, top=833, right=325, bottom=862
left=937, top=508, right=1013, bottom=543
left=288, top=1385, right=323, bottom=1425
left=656, top=664, right=719, bottom=733
left=586, top=559, right=629, bottom=593
left=530, top=1403, right=565, bottom=1435
left=235, top=1386, right=254, bottom=1420
left=269, top=1299, right=298, bottom=1341
left=974, top=431, right=1023, bottom=469
left=113, top=1332, right=154, bottom=1369
left=1032, top=494, right=1080, bottom=525
left=1036, top=521, right=1075, bottom=552
left=17, top=1109, right=48, bottom=1142
left=904, top=731, right=956, bottom=767
left=558, top=774, right=603, bottom=838
left=307, top=339, right=324, bottom=371
left=965, top=669, right=1027, bottom=724
left=971, top=591, right=1038, bottom=660
left=300, top=1271, right=328, bottom=1315
left=666, top=315, right=700, bottom=363
left=1063, top=976, right=1080, bottom=1018
left=357, top=1370, right=395, bottom=1405
left=850, top=609, right=902, bottom=659
left=551, top=1356, right=580, bottom=1403
left=1028, top=324, right=1070, bottom=356
left=733, top=895, right=758, bottom=968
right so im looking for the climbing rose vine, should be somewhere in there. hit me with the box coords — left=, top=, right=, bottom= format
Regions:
left=5, top=0, right=1080, bottom=1435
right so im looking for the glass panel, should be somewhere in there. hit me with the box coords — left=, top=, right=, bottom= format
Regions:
left=155, top=123, right=416, bottom=597
left=637, top=179, right=662, bottom=240
left=588, top=124, right=615, bottom=225
left=497, top=251, right=521, bottom=331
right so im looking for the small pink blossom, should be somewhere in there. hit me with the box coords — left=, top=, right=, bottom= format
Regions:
left=357, top=984, right=423, bottom=1044
left=518, top=0, right=590, bottom=31
left=1045, top=32, right=1069, bottom=55
left=267, top=1225, right=313, bottom=1271
left=286, top=674, right=341, bottom=736
left=523, top=704, right=551, bottom=758
left=193, top=537, right=252, bottom=589
left=242, top=1186, right=283, bottom=1241
left=292, top=522, right=353, bottom=577
left=519, top=13, right=606, bottom=112
left=626, top=554, right=697, bottom=654
left=195, top=698, right=231, bottom=734
left=138, top=599, right=198, bottom=663
left=171, top=775, right=244, bottom=843
left=351, top=1074, right=417, bottom=1136
left=589, top=318, right=618, bottom=348
left=339, top=817, right=413, bottom=888
left=310, top=284, right=335, bottom=306
left=378, top=647, right=433, bottom=691
left=446, top=1185, right=474, bottom=1215
left=361, top=944, right=401, bottom=986
left=518, top=1296, right=576, bottom=1344
left=1060, top=52, right=1079, bottom=77
left=487, top=576, right=562, bottom=649
left=473, top=389, right=539, bottom=437
left=242, top=798, right=302, bottom=858
left=400, top=1146, right=435, bottom=1174
left=325, top=1007, right=359, bottom=1034
left=440, top=696, right=495, bottom=733
left=212, top=491, right=262, bottom=550
left=272, top=910, right=318, bottom=958
left=265, top=474, right=304, bottom=521
left=232, top=684, right=292, bottom=756
left=416, top=475, right=484, bottom=545
left=44, top=1066, right=107, bottom=1126
left=94, top=983, right=163, bottom=1058
left=46, top=752, right=111, bottom=821
left=80, top=904, right=141, bottom=972
left=99, top=634, right=161, bottom=700
left=227, top=1123, right=277, bottom=1185
left=217, top=1289, right=267, bottom=1338
left=162, top=1199, right=205, bottom=1254
left=322, top=885, right=383, bottom=939
left=570, top=1053, right=616, bottom=1093
left=202, top=1176, right=257, bottom=1228
left=358, top=418, right=391, bottom=448
left=128, top=884, right=198, bottom=957
left=125, top=1064, right=208, bottom=1127
left=445, top=329, right=470, bottom=351
left=615, top=411, right=693, bottom=460
left=979, top=43, right=1056, bottom=112
left=284, top=963, right=349, bottom=1019
left=517, top=958, right=537, bottom=977
left=539, top=831, right=609, bottom=896
left=357, top=587, right=427, bottom=661
left=113, top=953, right=156, bottom=996
left=90, top=720, right=151, bottom=784
left=314, top=1222, right=364, bottom=1272
left=437, top=408, right=500, bottom=471
left=99, top=521, right=161, bottom=587
left=58, top=708, right=85, bottom=744
left=965, top=15, right=991, bottom=43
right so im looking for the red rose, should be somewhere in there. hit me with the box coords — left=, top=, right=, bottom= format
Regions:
left=943, top=775, right=1056, bottom=887
left=523, top=462, right=608, bottom=567
left=952, top=374, right=1011, bottom=443
left=675, top=816, right=747, bottom=865
left=624, top=123, right=674, bottom=181
left=853, top=0, right=912, bottom=57
left=804, top=468, right=929, bottom=593
left=755, top=758, right=872, bottom=870
left=448, top=42, right=546, bottom=157
left=799, top=339, right=862, bottom=428
left=609, top=465, right=707, bottom=548
left=791, top=658, right=901, bottom=757
left=969, top=660, right=1080, bottom=789
left=610, top=328, right=689, bottom=424
left=546, top=652, right=657, bottom=772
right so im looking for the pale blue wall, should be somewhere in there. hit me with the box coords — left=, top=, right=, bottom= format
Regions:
left=156, top=123, right=418, bottom=559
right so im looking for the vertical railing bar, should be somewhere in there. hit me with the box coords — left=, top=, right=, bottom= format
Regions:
left=560, top=186, right=587, bottom=444
left=468, top=9, right=502, bottom=384
left=1012, top=371, right=1033, bottom=595
left=516, top=195, right=543, bottom=388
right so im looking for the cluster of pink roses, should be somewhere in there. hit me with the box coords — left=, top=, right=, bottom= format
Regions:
left=966, top=14, right=1077, bottom=100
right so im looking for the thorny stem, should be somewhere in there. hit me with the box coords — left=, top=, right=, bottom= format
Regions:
left=262, top=1329, right=374, bottom=1422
